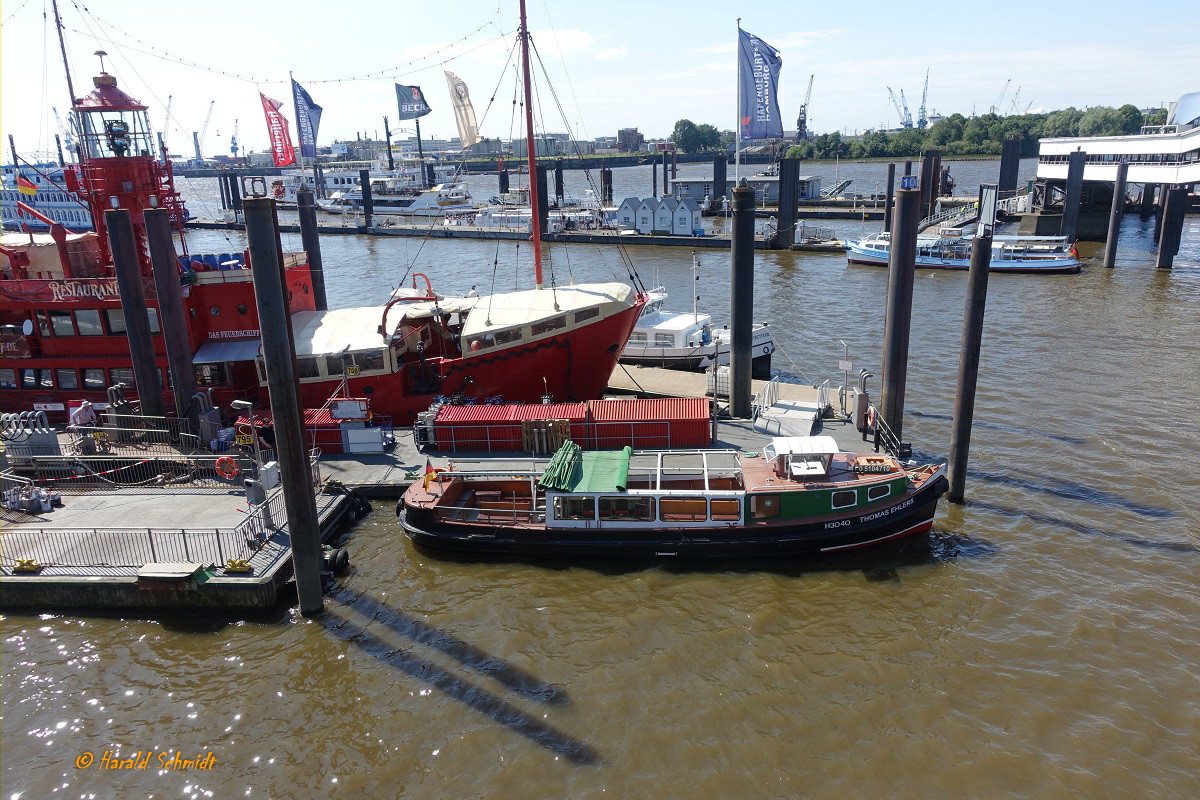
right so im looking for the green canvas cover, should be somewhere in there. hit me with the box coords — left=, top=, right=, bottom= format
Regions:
left=539, top=441, right=631, bottom=493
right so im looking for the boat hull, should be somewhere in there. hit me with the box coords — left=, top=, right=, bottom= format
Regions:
left=399, top=474, right=948, bottom=560
left=846, top=244, right=1081, bottom=274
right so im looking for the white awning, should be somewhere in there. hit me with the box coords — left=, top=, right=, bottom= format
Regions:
left=770, top=436, right=840, bottom=456
left=193, top=339, right=261, bottom=364
left=291, top=306, right=389, bottom=356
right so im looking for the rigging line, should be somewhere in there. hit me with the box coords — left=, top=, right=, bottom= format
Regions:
left=3, top=0, right=35, bottom=22
left=305, top=19, right=509, bottom=83
left=536, top=0, right=590, bottom=143
left=529, top=36, right=643, bottom=291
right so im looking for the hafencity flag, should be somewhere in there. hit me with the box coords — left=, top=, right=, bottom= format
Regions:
left=444, top=71, right=480, bottom=148
left=737, top=28, right=783, bottom=140
left=259, top=93, right=296, bottom=167
left=16, top=176, right=37, bottom=196
left=395, top=84, right=432, bottom=120
left=291, top=80, right=323, bottom=160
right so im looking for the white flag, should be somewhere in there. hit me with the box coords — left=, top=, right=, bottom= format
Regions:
left=444, top=71, right=480, bottom=148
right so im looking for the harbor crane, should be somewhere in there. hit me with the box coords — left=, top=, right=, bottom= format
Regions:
left=899, top=89, right=914, bottom=128
left=796, top=74, right=814, bottom=140
left=192, top=99, right=215, bottom=163
left=1009, top=86, right=1023, bottom=115
left=917, top=68, right=930, bottom=129
left=990, top=79, right=1011, bottom=115
left=230, top=119, right=239, bottom=158
left=161, top=95, right=172, bottom=145
left=886, top=87, right=913, bottom=128
left=51, top=106, right=77, bottom=159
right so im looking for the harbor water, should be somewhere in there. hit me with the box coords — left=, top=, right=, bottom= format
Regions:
left=3, top=159, right=1199, bottom=799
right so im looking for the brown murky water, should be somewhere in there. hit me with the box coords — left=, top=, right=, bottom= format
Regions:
left=4, top=160, right=1199, bottom=798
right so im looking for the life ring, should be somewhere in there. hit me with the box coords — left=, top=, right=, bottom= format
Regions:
left=865, top=406, right=878, bottom=431
left=215, top=456, right=241, bottom=480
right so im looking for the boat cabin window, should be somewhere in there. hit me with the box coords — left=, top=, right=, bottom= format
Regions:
left=659, top=497, right=708, bottom=521
left=654, top=333, right=675, bottom=348
left=599, top=496, right=656, bottom=521
left=109, top=368, right=135, bottom=389
left=147, top=309, right=161, bottom=334
left=710, top=498, right=741, bottom=521
left=297, top=357, right=321, bottom=379
left=56, top=369, right=78, bottom=390
left=554, top=495, right=596, bottom=520
left=867, top=484, right=891, bottom=502
left=82, top=368, right=105, bottom=391
left=629, top=332, right=647, bottom=345
left=75, top=309, right=104, bottom=336
left=35, top=312, right=52, bottom=336
left=49, top=311, right=75, bottom=336
left=105, top=309, right=127, bottom=334
left=574, top=307, right=600, bottom=323
left=0, top=369, right=15, bottom=389
left=355, top=350, right=386, bottom=372
left=831, top=490, right=858, bottom=510
left=194, top=363, right=228, bottom=387
left=531, top=315, right=567, bottom=336
left=493, top=328, right=523, bottom=345
left=21, top=369, right=53, bottom=389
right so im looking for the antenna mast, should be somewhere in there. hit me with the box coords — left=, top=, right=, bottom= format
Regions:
left=51, top=0, right=79, bottom=106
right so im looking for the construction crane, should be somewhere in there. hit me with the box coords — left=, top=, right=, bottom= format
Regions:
left=886, top=87, right=912, bottom=129
left=1008, top=86, right=1023, bottom=116
left=51, top=106, right=77, bottom=159
left=192, top=100, right=215, bottom=163
left=917, top=68, right=930, bottom=129
left=989, top=79, right=1011, bottom=115
left=230, top=119, right=239, bottom=159
left=899, top=89, right=914, bottom=128
left=796, top=75, right=814, bottom=140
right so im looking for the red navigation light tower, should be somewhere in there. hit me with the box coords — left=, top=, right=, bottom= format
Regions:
left=63, top=52, right=188, bottom=270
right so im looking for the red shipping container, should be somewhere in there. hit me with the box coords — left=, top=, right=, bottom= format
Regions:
left=434, top=404, right=520, bottom=452
left=587, top=398, right=710, bottom=449
left=510, top=402, right=589, bottom=444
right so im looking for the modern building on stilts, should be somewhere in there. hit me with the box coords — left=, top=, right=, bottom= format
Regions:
left=1021, top=92, right=1199, bottom=261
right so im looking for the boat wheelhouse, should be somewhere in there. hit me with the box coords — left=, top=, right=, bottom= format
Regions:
left=399, top=436, right=948, bottom=559
left=846, top=231, right=1081, bottom=273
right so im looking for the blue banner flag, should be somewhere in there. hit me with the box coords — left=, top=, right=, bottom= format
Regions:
left=291, top=80, right=323, bottom=159
left=738, top=28, right=783, bottom=140
left=395, top=84, right=432, bottom=120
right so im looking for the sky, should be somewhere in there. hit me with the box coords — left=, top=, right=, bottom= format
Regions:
left=3, top=0, right=1199, bottom=162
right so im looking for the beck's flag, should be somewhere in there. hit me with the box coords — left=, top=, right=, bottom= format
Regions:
left=737, top=27, right=783, bottom=141
left=395, top=84, right=432, bottom=121
left=291, top=80, right=323, bottom=159
left=16, top=176, right=37, bottom=196
left=259, top=93, right=296, bottom=167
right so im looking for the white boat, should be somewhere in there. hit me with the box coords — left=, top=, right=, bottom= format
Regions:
left=262, top=159, right=458, bottom=206
left=2, top=163, right=94, bottom=232
left=318, top=182, right=473, bottom=216
left=846, top=230, right=1081, bottom=273
left=619, top=257, right=776, bottom=378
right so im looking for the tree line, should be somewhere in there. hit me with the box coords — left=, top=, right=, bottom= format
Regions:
left=670, top=104, right=1168, bottom=160
left=782, top=105, right=1166, bottom=160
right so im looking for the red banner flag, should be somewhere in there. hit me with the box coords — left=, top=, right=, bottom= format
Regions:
left=259, top=93, right=296, bottom=167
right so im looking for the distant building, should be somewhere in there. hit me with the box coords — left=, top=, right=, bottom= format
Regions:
left=673, top=197, right=702, bottom=235
left=653, top=197, right=677, bottom=233
left=617, top=128, right=645, bottom=152
left=672, top=175, right=822, bottom=206
left=635, top=198, right=657, bottom=233
left=619, top=197, right=703, bottom=235
left=511, top=136, right=560, bottom=157
left=617, top=197, right=639, bottom=228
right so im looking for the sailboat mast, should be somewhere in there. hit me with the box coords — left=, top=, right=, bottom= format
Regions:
left=518, top=0, right=544, bottom=289
left=51, top=0, right=79, bottom=107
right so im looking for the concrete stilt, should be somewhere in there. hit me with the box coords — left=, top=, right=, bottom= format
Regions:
left=776, top=158, right=799, bottom=249
left=499, top=168, right=510, bottom=196
left=713, top=155, right=727, bottom=211
left=296, top=189, right=327, bottom=311
left=1156, top=186, right=1186, bottom=270
left=358, top=168, right=374, bottom=229
left=104, top=209, right=164, bottom=417
left=652, top=161, right=658, bottom=198
left=243, top=198, right=324, bottom=617
left=144, top=209, right=198, bottom=421
left=535, top=165, right=549, bottom=233
left=1140, top=183, right=1156, bottom=217
left=947, top=232, right=993, bottom=504
left=554, top=159, right=564, bottom=203
left=998, top=137, right=1021, bottom=196
left=880, top=188, right=921, bottom=444
left=729, top=181, right=756, bottom=419
left=883, top=163, right=896, bottom=233
left=1060, top=150, right=1086, bottom=242
left=1102, top=160, right=1129, bottom=269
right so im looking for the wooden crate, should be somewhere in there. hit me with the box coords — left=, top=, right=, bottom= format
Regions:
left=521, top=419, right=571, bottom=453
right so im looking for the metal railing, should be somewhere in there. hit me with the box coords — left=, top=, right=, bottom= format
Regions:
left=752, top=376, right=781, bottom=419
left=796, top=222, right=836, bottom=241
left=66, top=426, right=201, bottom=457
left=18, top=453, right=257, bottom=493
left=868, top=405, right=907, bottom=459
left=816, top=379, right=831, bottom=415
left=917, top=207, right=975, bottom=232
left=0, top=526, right=242, bottom=569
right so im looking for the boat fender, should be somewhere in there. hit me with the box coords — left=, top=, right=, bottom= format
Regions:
left=323, top=547, right=350, bottom=574
left=215, top=456, right=241, bottom=480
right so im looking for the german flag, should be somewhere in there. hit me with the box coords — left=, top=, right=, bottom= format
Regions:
left=16, top=176, right=37, bottom=196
